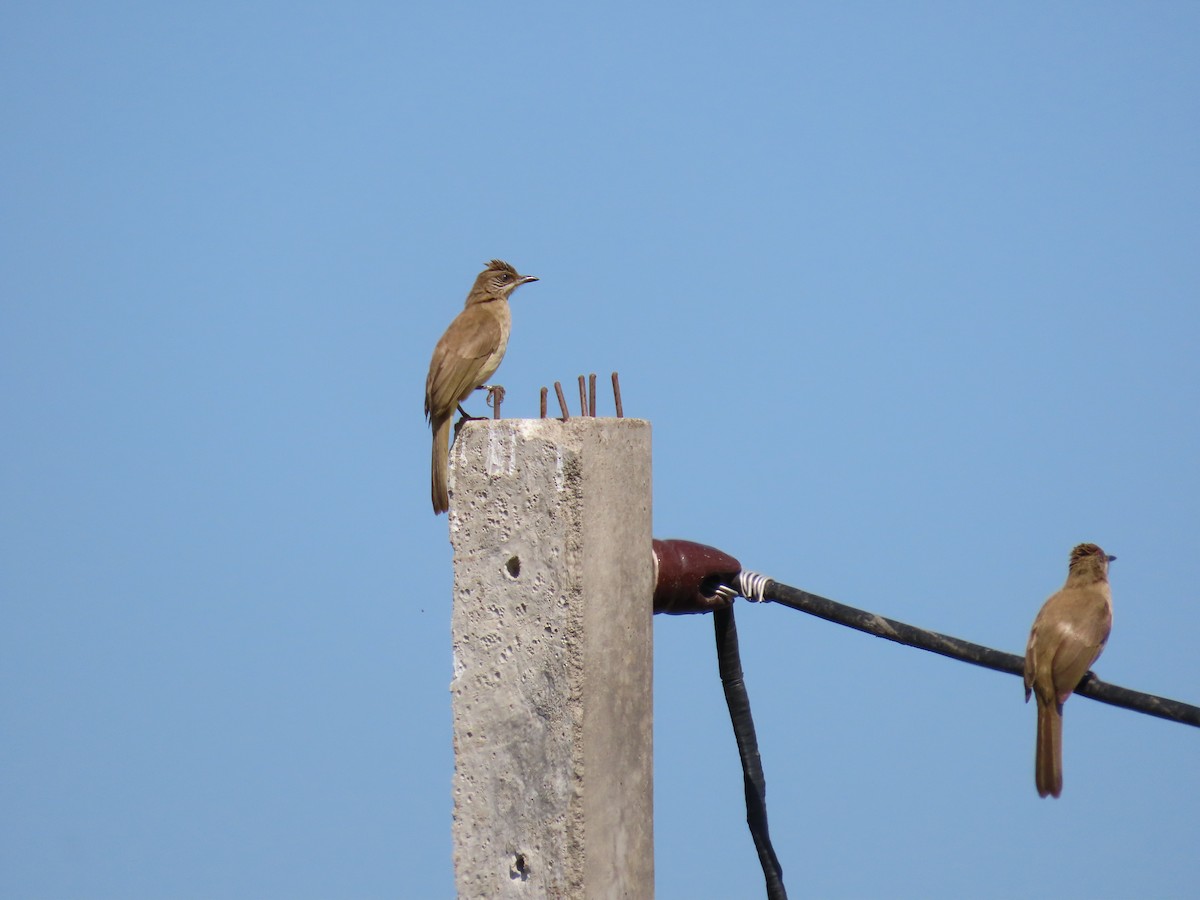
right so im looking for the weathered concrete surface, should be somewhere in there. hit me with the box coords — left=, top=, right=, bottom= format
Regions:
left=449, top=418, right=653, bottom=899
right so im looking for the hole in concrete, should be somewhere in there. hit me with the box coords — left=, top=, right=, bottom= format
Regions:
left=505, top=556, right=521, bottom=578
left=510, top=852, right=530, bottom=880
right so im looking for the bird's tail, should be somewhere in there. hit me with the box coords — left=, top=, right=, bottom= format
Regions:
left=431, top=416, right=451, bottom=514
left=1035, top=697, right=1063, bottom=798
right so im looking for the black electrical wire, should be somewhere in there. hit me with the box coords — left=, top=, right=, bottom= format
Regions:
left=714, top=606, right=788, bottom=900
left=709, top=570, right=1198, bottom=900
left=762, top=579, right=1200, bottom=728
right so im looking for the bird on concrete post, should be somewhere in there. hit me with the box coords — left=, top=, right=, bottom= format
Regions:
left=1023, top=542, right=1115, bottom=798
left=425, top=260, right=538, bottom=515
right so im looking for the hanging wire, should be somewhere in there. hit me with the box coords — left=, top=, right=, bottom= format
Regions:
left=714, top=606, right=787, bottom=900
left=700, top=564, right=1200, bottom=900
left=707, top=562, right=1198, bottom=900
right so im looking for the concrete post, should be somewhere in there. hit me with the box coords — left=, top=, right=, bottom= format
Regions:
left=448, top=418, right=653, bottom=899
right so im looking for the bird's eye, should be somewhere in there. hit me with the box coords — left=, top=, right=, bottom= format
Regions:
left=498, top=273, right=512, bottom=282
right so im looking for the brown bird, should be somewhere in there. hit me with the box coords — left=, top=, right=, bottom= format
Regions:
left=1023, top=542, right=1115, bottom=798
left=425, top=260, right=538, bottom=514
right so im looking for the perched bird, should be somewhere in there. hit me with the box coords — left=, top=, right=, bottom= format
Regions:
left=425, top=260, right=538, bottom=514
left=1024, top=543, right=1115, bottom=798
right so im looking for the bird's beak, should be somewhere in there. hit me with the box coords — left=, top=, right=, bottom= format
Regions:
left=521, top=275, right=539, bottom=284
left=1107, top=555, right=1117, bottom=562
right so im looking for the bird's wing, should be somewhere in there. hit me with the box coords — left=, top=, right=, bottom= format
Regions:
left=426, top=305, right=503, bottom=417
left=1048, top=588, right=1112, bottom=703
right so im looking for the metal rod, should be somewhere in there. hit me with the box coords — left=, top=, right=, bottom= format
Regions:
left=554, top=382, right=570, bottom=420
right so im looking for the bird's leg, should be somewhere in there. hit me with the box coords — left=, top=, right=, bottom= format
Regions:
left=451, top=404, right=478, bottom=448
left=452, top=391, right=490, bottom=445
left=456, top=384, right=505, bottom=423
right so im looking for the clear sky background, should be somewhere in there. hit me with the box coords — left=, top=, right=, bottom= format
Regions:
left=3, top=3, right=1198, bottom=898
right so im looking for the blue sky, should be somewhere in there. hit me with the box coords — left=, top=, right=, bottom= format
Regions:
left=3, top=3, right=1198, bottom=897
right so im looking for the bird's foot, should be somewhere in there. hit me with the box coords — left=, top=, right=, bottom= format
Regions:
left=454, top=385, right=506, bottom=434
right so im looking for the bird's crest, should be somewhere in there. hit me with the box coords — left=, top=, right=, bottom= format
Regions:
left=1067, top=543, right=1113, bottom=575
left=1069, top=543, right=1105, bottom=564
left=484, top=259, right=518, bottom=275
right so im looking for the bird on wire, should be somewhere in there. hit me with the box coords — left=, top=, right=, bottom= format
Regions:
left=1024, top=542, right=1115, bottom=798
left=425, top=259, right=538, bottom=515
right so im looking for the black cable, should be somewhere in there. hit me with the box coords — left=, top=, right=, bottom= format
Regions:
left=714, top=606, right=788, bottom=900
left=707, top=567, right=1197, bottom=899
left=762, top=579, right=1200, bottom=728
